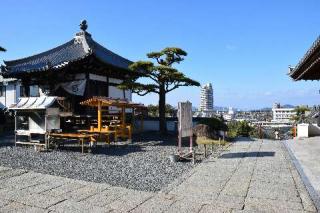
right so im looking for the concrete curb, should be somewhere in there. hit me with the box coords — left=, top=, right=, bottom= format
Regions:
left=283, top=141, right=320, bottom=212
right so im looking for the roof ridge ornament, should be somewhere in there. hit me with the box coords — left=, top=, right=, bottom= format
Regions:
left=80, top=20, right=88, bottom=31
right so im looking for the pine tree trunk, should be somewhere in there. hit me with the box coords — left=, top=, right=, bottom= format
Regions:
left=159, top=84, right=167, bottom=134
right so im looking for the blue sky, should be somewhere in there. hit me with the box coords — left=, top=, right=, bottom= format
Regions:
left=1, top=0, right=320, bottom=109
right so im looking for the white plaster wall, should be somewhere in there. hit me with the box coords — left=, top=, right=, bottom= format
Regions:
left=297, top=123, right=320, bottom=138
left=109, top=78, right=122, bottom=84
left=134, top=120, right=177, bottom=132
left=29, top=85, right=39, bottom=97
left=109, top=86, right=124, bottom=99
left=6, top=84, right=17, bottom=106
left=297, top=124, right=310, bottom=138
left=125, top=90, right=132, bottom=101
left=0, top=82, right=20, bottom=108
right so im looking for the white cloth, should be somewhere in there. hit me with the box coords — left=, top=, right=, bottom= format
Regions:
left=59, top=79, right=86, bottom=96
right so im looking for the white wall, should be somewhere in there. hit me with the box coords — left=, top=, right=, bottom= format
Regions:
left=0, top=81, right=20, bottom=108
left=29, top=85, right=39, bottom=97
left=134, top=120, right=177, bottom=132
left=297, top=123, right=320, bottom=138
left=109, top=78, right=132, bottom=101
left=109, top=86, right=132, bottom=101
left=297, top=124, right=309, bottom=138
left=109, top=86, right=124, bottom=99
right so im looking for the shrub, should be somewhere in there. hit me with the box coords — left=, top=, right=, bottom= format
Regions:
left=227, top=121, right=253, bottom=139
left=193, top=124, right=215, bottom=139
left=197, top=117, right=228, bottom=131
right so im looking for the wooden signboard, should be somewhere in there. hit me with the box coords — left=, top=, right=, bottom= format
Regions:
left=177, top=101, right=193, bottom=158
left=178, top=102, right=193, bottom=137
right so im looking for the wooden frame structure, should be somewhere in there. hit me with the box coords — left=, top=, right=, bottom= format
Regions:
left=80, top=96, right=146, bottom=142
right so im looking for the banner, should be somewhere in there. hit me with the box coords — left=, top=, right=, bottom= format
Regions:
left=59, top=79, right=86, bottom=96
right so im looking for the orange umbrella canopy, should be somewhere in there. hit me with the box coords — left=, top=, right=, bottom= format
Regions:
left=80, top=96, right=146, bottom=109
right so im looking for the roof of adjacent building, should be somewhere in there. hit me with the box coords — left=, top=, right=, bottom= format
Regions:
left=289, top=36, right=320, bottom=81
left=0, top=75, right=17, bottom=83
left=9, top=96, right=57, bottom=110
left=2, top=20, right=132, bottom=75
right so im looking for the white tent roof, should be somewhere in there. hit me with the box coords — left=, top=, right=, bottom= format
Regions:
left=9, top=96, right=57, bottom=110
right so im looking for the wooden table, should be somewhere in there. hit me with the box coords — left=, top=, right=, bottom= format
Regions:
left=48, top=133, right=96, bottom=153
left=77, top=130, right=116, bottom=144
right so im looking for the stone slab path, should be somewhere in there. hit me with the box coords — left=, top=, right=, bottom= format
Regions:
left=134, top=139, right=317, bottom=212
left=0, top=138, right=317, bottom=212
left=284, top=137, right=320, bottom=210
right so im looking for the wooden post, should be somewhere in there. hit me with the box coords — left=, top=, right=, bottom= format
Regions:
left=178, top=131, right=182, bottom=155
left=204, top=144, right=207, bottom=158
left=189, top=136, right=193, bottom=153
left=121, top=106, right=125, bottom=127
left=211, top=140, right=214, bottom=153
left=132, top=108, right=135, bottom=132
left=121, top=106, right=126, bottom=139
left=81, top=139, right=84, bottom=153
left=97, top=102, right=102, bottom=131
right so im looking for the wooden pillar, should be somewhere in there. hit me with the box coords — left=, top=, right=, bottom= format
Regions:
left=132, top=108, right=135, bottom=132
left=121, top=106, right=126, bottom=127
left=98, top=102, right=102, bottom=131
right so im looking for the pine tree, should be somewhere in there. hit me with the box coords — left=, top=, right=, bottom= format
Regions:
left=119, top=47, right=200, bottom=134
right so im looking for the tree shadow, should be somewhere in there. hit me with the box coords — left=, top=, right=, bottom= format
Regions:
left=132, top=131, right=194, bottom=147
left=0, top=143, right=14, bottom=148
left=231, top=137, right=256, bottom=142
left=0, top=134, right=15, bottom=148
left=219, top=151, right=275, bottom=159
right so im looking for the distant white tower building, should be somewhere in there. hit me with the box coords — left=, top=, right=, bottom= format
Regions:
left=199, top=83, right=214, bottom=117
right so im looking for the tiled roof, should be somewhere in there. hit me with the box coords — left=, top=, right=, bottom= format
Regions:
left=289, top=35, right=320, bottom=80
left=3, top=27, right=132, bottom=75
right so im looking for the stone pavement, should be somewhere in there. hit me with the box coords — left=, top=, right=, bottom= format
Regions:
left=284, top=137, right=320, bottom=210
left=0, top=167, right=155, bottom=212
left=133, top=138, right=317, bottom=213
left=0, top=138, right=317, bottom=212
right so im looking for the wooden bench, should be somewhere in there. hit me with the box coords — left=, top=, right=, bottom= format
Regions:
left=48, top=133, right=96, bottom=153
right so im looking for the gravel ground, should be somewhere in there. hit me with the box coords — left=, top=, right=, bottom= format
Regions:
left=0, top=133, right=205, bottom=192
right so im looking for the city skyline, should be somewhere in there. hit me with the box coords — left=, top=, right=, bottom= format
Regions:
left=1, top=0, right=320, bottom=109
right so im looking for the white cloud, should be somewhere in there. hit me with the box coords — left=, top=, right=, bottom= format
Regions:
left=264, top=91, right=272, bottom=96
left=226, top=44, right=237, bottom=51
